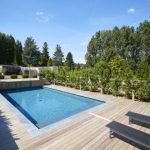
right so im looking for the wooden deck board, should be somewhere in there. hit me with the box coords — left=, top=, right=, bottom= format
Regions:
left=0, top=85, right=150, bottom=150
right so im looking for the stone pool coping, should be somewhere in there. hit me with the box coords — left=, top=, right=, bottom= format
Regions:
left=0, top=78, right=39, bottom=82
left=0, top=78, right=43, bottom=90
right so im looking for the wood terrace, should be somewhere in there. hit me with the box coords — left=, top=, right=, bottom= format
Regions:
left=0, top=85, right=149, bottom=150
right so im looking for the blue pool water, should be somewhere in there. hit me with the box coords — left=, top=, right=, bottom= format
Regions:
left=2, top=87, right=104, bottom=128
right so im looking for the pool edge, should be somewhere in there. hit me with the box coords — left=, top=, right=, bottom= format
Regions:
left=0, top=86, right=112, bottom=137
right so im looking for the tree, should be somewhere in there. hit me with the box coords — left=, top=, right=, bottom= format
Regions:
left=52, top=44, right=64, bottom=66
left=0, top=32, right=6, bottom=64
left=85, top=30, right=113, bottom=67
left=23, top=37, right=41, bottom=66
left=6, top=35, right=15, bottom=64
left=41, top=42, right=49, bottom=66
left=85, top=36, right=98, bottom=67
left=14, top=40, right=23, bottom=65
left=47, top=58, right=53, bottom=66
left=64, top=52, right=74, bottom=70
left=137, top=20, right=150, bottom=64
left=0, top=33, right=16, bottom=65
left=75, top=63, right=81, bottom=70
left=111, top=26, right=121, bottom=49
left=101, top=48, right=118, bottom=62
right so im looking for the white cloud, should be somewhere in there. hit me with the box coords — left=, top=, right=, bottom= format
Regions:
left=36, top=11, right=43, bottom=15
left=80, top=42, right=87, bottom=47
left=128, top=8, right=135, bottom=13
left=36, top=11, right=49, bottom=23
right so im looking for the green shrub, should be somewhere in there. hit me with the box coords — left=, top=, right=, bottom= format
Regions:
left=2, top=66, right=21, bottom=75
left=31, top=75, right=37, bottom=78
left=136, top=81, right=150, bottom=102
left=89, top=76, right=99, bottom=92
left=123, top=79, right=140, bottom=99
left=11, top=74, right=17, bottom=79
left=82, top=85, right=89, bottom=91
left=109, top=79, right=122, bottom=96
left=22, top=74, right=29, bottom=78
left=89, top=85, right=98, bottom=92
left=45, top=71, right=56, bottom=83
left=0, top=74, right=4, bottom=79
left=38, top=72, right=44, bottom=77
left=42, top=65, right=149, bottom=102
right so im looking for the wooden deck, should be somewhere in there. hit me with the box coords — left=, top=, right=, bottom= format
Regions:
left=0, top=85, right=149, bottom=150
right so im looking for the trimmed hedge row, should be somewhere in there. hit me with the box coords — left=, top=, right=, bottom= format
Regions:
left=40, top=69, right=150, bottom=102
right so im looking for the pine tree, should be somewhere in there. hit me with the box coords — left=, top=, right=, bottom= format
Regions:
left=23, top=37, right=41, bottom=66
left=0, top=33, right=15, bottom=64
left=41, top=42, right=49, bottom=66
left=0, top=32, right=5, bottom=64
left=47, top=58, right=53, bottom=66
left=14, top=40, right=23, bottom=65
left=52, top=45, right=64, bottom=66
left=7, top=35, right=15, bottom=64
left=64, top=52, right=74, bottom=70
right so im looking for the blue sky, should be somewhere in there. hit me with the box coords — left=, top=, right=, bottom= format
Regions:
left=0, top=0, right=150, bottom=63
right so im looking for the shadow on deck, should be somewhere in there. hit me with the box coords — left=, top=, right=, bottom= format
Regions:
left=0, top=110, right=19, bottom=150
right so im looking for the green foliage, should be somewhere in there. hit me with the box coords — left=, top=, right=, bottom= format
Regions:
left=137, top=21, right=150, bottom=64
left=86, top=21, right=150, bottom=67
left=11, top=74, right=17, bottom=79
left=2, top=66, right=21, bottom=75
left=95, top=61, right=111, bottom=93
left=38, top=72, right=44, bottom=77
left=22, top=74, right=29, bottom=78
left=75, top=63, right=81, bottom=70
left=84, top=20, right=150, bottom=101
left=64, top=52, right=74, bottom=70
left=136, top=81, right=150, bottom=102
left=52, top=45, right=64, bottom=66
left=45, top=70, right=56, bottom=83
left=47, top=58, right=53, bottom=66
left=135, top=61, right=150, bottom=80
left=23, top=37, right=41, bottom=66
left=14, top=40, right=23, bottom=65
left=0, top=33, right=16, bottom=64
left=109, top=79, right=122, bottom=96
left=0, top=74, right=4, bottom=79
left=85, top=36, right=97, bottom=67
left=41, top=42, right=49, bottom=66
left=31, top=75, right=37, bottom=78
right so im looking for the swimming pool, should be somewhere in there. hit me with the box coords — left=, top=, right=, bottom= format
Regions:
left=2, top=87, right=105, bottom=128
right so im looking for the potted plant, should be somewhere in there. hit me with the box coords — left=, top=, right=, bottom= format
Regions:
left=38, top=72, right=43, bottom=80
